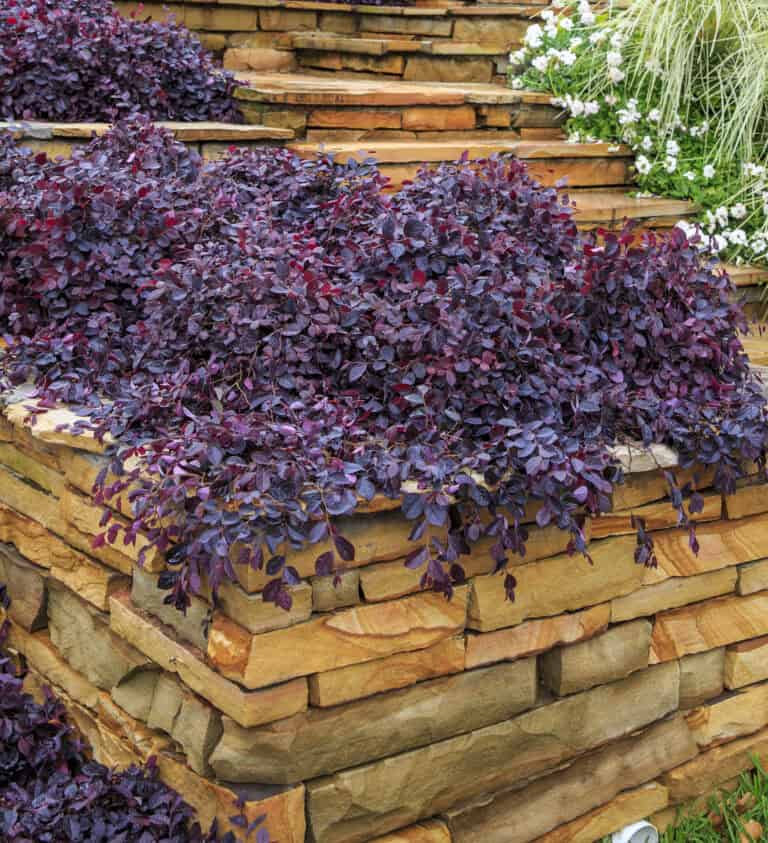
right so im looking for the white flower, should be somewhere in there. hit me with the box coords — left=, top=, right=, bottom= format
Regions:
left=648, top=109, right=661, bottom=122
left=644, top=58, right=663, bottom=75
left=510, top=77, right=524, bottom=89
left=730, top=203, right=748, bottom=220
left=711, top=234, right=728, bottom=252
left=606, top=50, right=623, bottom=67
left=560, top=17, right=574, bottom=30
left=604, top=94, right=618, bottom=106
left=589, top=30, right=607, bottom=44
left=715, top=206, right=729, bottom=226
left=751, top=237, right=768, bottom=255
left=552, top=0, right=566, bottom=7
left=640, top=135, right=653, bottom=151
left=565, top=94, right=585, bottom=116
left=676, top=220, right=700, bottom=242
left=558, top=49, right=578, bottom=66
left=550, top=96, right=565, bottom=107
left=702, top=164, right=715, bottom=179
left=665, top=139, right=679, bottom=156
left=663, top=155, right=677, bottom=173
left=524, top=24, right=543, bottom=48
left=728, top=228, right=748, bottom=246
left=584, top=100, right=600, bottom=115
left=532, top=55, right=550, bottom=72
left=683, top=171, right=696, bottom=181
left=509, top=49, right=526, bottom=64
left=608, top=66, right=625, bottom=83
left=635, top=155, right=652, bottom=175
left=610, top=31, right=625, bottom=49
left=540, top=8, right=555, bottom=21
left=570, top=36, right=583, bottom=48
left=566, top=131, right=582, bottom=143
left=580, top=8, right=596, bottom=25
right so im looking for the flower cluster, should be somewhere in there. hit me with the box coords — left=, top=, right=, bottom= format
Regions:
left=508, top=0, right=768, bottom=269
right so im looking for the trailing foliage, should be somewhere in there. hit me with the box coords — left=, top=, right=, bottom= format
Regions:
left=0, top=0, right=242, bottom=122
left=0, top=586, right=248, bottom=842
left=0, top=121, right=765, bottom=611
left=509, top=0, right=768, bottom=271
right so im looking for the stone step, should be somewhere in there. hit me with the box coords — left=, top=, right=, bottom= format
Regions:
left=288, top=139, right=634, bottom=187
left=291, top=33, right=505, bottom=55
left=234, top=73, right=562, bottom=138
left=570, top=191, right=699, bottom=231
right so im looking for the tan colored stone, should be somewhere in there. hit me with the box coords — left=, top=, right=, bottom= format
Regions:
left=686, top=680, right=768, bottom=747
left=0, top=465, right=66, bottom=534
left=480, top=105, right=512, bottom=128
left=369, top=820, right=451, bottom=843
left=209, top=587, right=468, bottom=689
left=661, top=725, right=768, bottom=803
left=725, top=636, right=768, bottom=689
left=184, top=6, right=260, bottom=31
left=541, top=619, right=652, bottom=695
left=170, top=691, right=223, bottom=776
left=0, top=503, right=72, bottom=569
left=0, top=443, right=66, bottom=496
left=611, top=568, right=737, bottom=623
left=109, top=592, right=308, bottom=727
left=452, top=17, right=526, bottom=43
left=0, top=544, right=47, bottom=631
left=593, top=492, right=722, bottom=540
left=363, top=15, right=452, bottom=36
left=262, top=109, right=308, bottom=132
left=468, top=534, right=643, bottom=632
left=217, top=578, right=313, bottom=633
left=651, top=591, right=768, bottom=662
left=259, top=8, right=317, bottom=29
left=309, top=636, right=465, bottom=707
left=147, top=673, right=184, bottom=734
left=680, top=648, right=725, bottom=707
left=403, top=57, right=493, bottom=84
left=532, top=784, right=670, bottom=843
left=318, top=12, right=359, bottom=34
left=448, top=717, right=693, bottom=843
left=307, top=662, right=679, bottom=843
left=132, top=568, right=209, bottom=650
left=3, top=400, right=113, bottom=453
left=311, top=569, right=360, bottom=612
left=223, top=48, right=295, bottom=72
left=212, top=658, right=536, bottom=783
left=465, top=604, right=609, bottom=668
left=611, top=463, right=715, bottom=511
left=307, top=109, right=402, bottom=130
left=402, top=106, right=476, bottom=132
left=111, top=668, right=160, bottom=722
left=48, top=581, right=149, bottom=690
left=738, top=558, right=768, bottom=595
left=726, top=483, right=768, bottom=519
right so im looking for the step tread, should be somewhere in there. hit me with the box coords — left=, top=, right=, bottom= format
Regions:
left=1, top=120, right=295, bottom=142
left=570, top=191, right=698, bottom=223
left=234, top=73, right=553, bottom=106
left=203, top=0, right=544, bottom=16
left=291, top=33, right=505, bottom=54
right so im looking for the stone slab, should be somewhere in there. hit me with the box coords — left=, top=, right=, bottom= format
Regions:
left=725, top=636, right=768, bottom=689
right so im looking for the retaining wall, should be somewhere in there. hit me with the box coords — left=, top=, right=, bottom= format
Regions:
left=3, top=394, right=768, bottom=842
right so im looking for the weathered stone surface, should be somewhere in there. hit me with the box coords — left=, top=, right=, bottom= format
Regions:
left=259, top=8, right=316, bottom=29
left=218, top=579, right=312, bottom=634
left=0, top=544, right=47, bottom=631
left=531, top=783, right=669, bottom=843
left=311, top=570, right=360, bottom=612
left=132, top=568, right=209, bottom=650
left=111, top=669, right=160, bottom=722
left=402, top=106, right=476, bottom=131
left=452, top=17, right=525, bottom=43
left=307, top=110, right=402, bottom=130
left=725, top=636, right=768, bottom=689
left=48, top=581, right=149, bottom=690
left=738, top=558, right=768, bottom=595
left=209, top=587, right=467, bottom=689
left=686, top=680, right=768, bottom=748
left=464, top=604, right=609, bottom=668
left=680, top=648, right=725, bottom=707
left=309, top=636, right=465, bottom=707
left=185, top=6, right=260, bottom=31
left=651, top=591, right=768, bottom=661
left=541, top=619, right=652, bottom=695
left=307, top=662, right=679, bottom=843
left=369, top=820, right=451, bottom=843
left=0, top=442, right=66, bottom=496
left=611, top=462, right=714, bottom=510
left=147, top=673, right=185, bottom=734
left=364, top=16, right=453, bottom=36
left=109, top=592, right=308, bottom=727
left=611, top=568, right=737, bottom=623
left=171, top=691, right=223, bottom=776
left=403, top=57, right=493, bottom=84
left=726, top=483, right=768, bottom=520
left=223, top=47, right=295, bottom=72
left=593, top=493, right=722, bottom=540
left=661, top=725, right=768, bottom=803
left=447, top=717, right=693, bottom=843
left=468, top=535, right=642, bottom=632
left=3, top=400, right=112, bottom=453
left=212, top=658, right=535, bottom=784
left=0, top=465, right=66, bottom=534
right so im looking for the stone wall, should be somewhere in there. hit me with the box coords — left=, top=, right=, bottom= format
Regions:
left=3, top=393, right=768, bottom=842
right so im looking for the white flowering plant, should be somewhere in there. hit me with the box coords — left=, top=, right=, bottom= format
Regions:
left=509, top=0, right=768, bottom=268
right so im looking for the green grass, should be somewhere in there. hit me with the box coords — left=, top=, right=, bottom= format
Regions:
left=599, top=761, right=768, bottom=842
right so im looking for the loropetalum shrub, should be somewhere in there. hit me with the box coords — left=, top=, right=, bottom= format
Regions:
left=0, top=0, right=242, bottom=122
left=0, top=121, right=766, bottom=611
left=0, top=587, right=251, bottom=842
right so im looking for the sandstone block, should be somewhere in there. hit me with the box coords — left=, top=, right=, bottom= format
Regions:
left=0, top=465, right=65, bottom=534
left=184, top=7, right=259, bottom=31
left=0, top=544, right=47, bottom=631
left=218, top=578, right=312, bottom=634
left=311, top=569, right=360, bottom=611
left=738, top=558, right=768, bottom=595
left=452, top=18, right=526, bottom=44
left=532, top=783, right=669, bottom=843
left=611, top=568, right=736, bottom=623
left=209, top=587, right=468, bottom=689
left=309, top=636, right=465, bottom=707
left=111, top=669, right=160, bottom=722
left=468, top=534, right=642, bottom=632
left=369, top=820, right=451, bottom=843
left=541, top=619, right=652, bottom=695
left=132, top=567, right=209, bottom=649
left=680, top=647, right=725, bottom=707
left=48, top=581, right=149, bottom=690
left=4, top=399, right=112, bottom=453
left=318, top=12, right=358, bottom=33
left=0, top=503, right=72, bottom=569
left=402, top=107, right=476, bottom=132
left=0, top=442, right=65, bottom=496
left=363, top=16, right=452, bottom=36
left=686, top=680, right=768, bottom=747
left=307, top=110, right=402, bottom=130
left=171, top=691, right=223, bottom=776
left=262, top=109, right=309, bottom=132
left=447, top=717, right=693, bottom=843
left=212, top=658, right=535, bottom=784
left=726, top=483, right=768, bottom=519
left=223, top=48, right=295, bottom=72
left=465, top=604, right=609, bottom=668
left=306, top=662, right=679, bottom=843
left=403, top=57, right=493, bottom=84
left=651, top=591, right=768, bottom=662
left=147, top=673, right=185, bottom=735
left=661, top=725, right=768, bottom=803
left=109, top=592, right=308, bottom=728
left=725, top=636, right=768, bottom=689
left=611, top=463, right=714, bottom=511
left=593, top=492, right=721, bottom=540
left=259, top=8, right=317, bottom=30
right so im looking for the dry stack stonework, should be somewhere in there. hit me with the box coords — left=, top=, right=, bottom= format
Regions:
left=3, top=395, right=768, bottom=842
